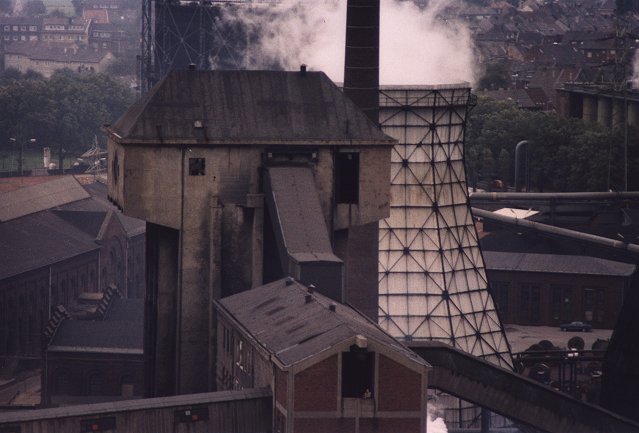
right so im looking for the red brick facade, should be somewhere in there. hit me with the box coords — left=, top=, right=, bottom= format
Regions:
left=377, top=355, right=421, bottom=412
left=294, top=355, right=338, bottom=411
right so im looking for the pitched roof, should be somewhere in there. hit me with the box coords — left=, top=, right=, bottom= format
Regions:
left=216, top=278, right=428, bottom=369
left=49, top=297, right=144, bottom=353
left=0, top=210, right=99, bottom=280
left=0, top=176, right=145, bottom=279
left=4, top=42, right=111, bottom=63
left=483, top=251, right=636, bottom=277
left=107, top=69, right=395, bottom=146
left=0, top=176, right=89, bottom=222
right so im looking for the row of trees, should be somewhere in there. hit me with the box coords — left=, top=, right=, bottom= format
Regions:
left=0, top=68, right=134, bottom=170
left=465, top=97, right=637, bottom=192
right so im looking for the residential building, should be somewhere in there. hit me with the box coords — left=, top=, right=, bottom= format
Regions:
left=4, top=41, right=115, bottom=77
left=41, top=17, right=90, bottom=44
left=0, top=17, right=41, bottom=47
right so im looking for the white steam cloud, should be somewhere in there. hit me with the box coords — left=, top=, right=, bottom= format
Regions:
left=427, top=404, right=448, bottom=433
left=210, top=0, right=478, bottom=86
left=631, top=49, right=639, bottom=89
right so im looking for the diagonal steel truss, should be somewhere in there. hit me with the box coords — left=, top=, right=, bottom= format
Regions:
left=378, top=86, right=513, bottom=370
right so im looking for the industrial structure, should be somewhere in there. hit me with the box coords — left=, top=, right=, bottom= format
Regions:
left=377, top=85, right=512, bottom=367
left=140, top=0, right=283, bottom=92
left=104, top=68, right=395, bottom=397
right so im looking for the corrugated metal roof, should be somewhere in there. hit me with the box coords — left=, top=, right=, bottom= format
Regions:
left=0, top=388, right=270, bottom=423
left=0, top=210, right=99, bottom=280
left=217, top=278, right=428, bottom=368
left=0, top=178, right=145, bottom=279
left=50, top=298, right=143, bottom=351
left=107, top=70, right=395, bottom=146
left=483, top=251, right=636, bottom=277
left=266, top=166, right=338, bottom=261
left=0, top=176, right=90, bottom=222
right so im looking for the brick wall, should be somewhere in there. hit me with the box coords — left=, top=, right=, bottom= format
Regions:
left=275, top=366, right=287, bottom=408
left=377, top=355, right=421, bottom=412
left=294, top=355, right=338, bottom=411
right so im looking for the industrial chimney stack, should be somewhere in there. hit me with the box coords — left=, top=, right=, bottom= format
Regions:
left=344, top=0, right=380, bottom=124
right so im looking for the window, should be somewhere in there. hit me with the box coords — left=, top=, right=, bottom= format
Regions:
left=335, top=152, right=359, bottom=204
left=342, top=346, right=374, bottom=398
left=490, top=281, right=509, bottom=317
left=189, top=158, right=205, bottom=176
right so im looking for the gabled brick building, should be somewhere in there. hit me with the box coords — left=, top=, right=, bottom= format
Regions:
left=214, top=278, right=431, bottom=433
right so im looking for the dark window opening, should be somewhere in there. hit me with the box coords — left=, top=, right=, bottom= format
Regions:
left=342, top=346, right=374, bottom=398
left=335, top=153, right=359, bottom=204
left=189, top=158, right=205, bottom=176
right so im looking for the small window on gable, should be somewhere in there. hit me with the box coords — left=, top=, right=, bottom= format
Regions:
left=335, top=152, right=359, bottom=204
left=189, top=158, right=205, bottom=176
left=342, top=345, right=374, bottom=398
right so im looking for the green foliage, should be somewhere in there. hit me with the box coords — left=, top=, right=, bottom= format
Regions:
left=22, top=0, right=46, bottom=16
left=477, top=64, right=510, bottom=91
left=466, top=96, right=632, bottom=192
left=0, top=0, right=13, bottom=14
left=0, top=69, right=134, bottom=166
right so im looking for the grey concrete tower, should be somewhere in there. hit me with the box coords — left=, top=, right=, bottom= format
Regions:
left=104, top=69, right=394, bottom=396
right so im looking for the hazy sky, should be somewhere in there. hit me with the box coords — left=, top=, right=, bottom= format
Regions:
left=212, top=0, right=478, bottom=86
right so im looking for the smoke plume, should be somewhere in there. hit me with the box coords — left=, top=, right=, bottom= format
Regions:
left=209, top=0, right=478, bottom=86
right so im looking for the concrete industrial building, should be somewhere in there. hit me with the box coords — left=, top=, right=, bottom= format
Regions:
left=104, top=68, right=395, bottom=397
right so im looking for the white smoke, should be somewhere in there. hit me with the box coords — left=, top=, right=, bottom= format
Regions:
left=631, top=49, right=639, bottom=89
left=209, top=0, right=478, bottom=86
left=427, top=404, right=449, bottom=433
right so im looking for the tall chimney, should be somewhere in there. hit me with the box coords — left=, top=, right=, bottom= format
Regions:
left=343, top=0, right=380, bottom=124
left=339, top=0, right=381, bottom=322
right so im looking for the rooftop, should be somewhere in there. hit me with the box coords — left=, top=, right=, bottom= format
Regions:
left=217, top=278, right=428, bottom=369
left=107, top=69, right=395, bottom=146
left=483, top=251, right=636, bottom=277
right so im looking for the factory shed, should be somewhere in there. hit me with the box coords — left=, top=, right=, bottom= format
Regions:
left=43, top=290, right=144, bottom=406
left=484, top=251, right=635, bottom=328
left=214, top=278, right=431, bottom=433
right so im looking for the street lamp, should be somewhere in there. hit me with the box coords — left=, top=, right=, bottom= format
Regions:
left=10, top=137, right=36, bottom=182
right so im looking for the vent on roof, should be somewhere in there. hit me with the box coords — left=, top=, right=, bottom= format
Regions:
left=307, top=284, right=315, bottom=294
left=329, top=303, right=336, bottom=312
left=285, top=277, right=294, bottom=286
left=305, top=294, right=313, bottom=304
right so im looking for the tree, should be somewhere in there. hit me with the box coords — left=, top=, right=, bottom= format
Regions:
left=0, top=70, right=134, bottom=169
left=466, top=96, right=626, bottom=192
left=477, top=64, right=510, bottom=91
left=21, top=0, right=46, bottom=16
left=0, top=0, right=13, bottom=14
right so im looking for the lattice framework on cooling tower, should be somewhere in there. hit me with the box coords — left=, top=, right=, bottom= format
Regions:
left=378, top=86, right=512, bottom=368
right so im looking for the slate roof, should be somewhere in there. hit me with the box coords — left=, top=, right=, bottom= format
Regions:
left=216, top=278, right=428, bottom=369
left=107, top=69, right=395, bottom=146
left=0, top=177, right=145, bottom=280
left=265, top=166, right=339, bottom=263
left=4, top=42, right=111, bottom=63
left=0, top=210, right=99, bottom=280
left=0, top=176, right=89, bottom=222
left=483, top=251, right=636, bottom=277
left=49, top=298, right=143, bottom=352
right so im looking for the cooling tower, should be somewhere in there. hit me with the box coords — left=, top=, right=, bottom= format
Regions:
left=377, top=85, right=514, bottom=427
left=377, top=85, right=513, bottom=366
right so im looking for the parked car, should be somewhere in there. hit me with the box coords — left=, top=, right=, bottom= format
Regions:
left=560, top=321, right=592, bottom=332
